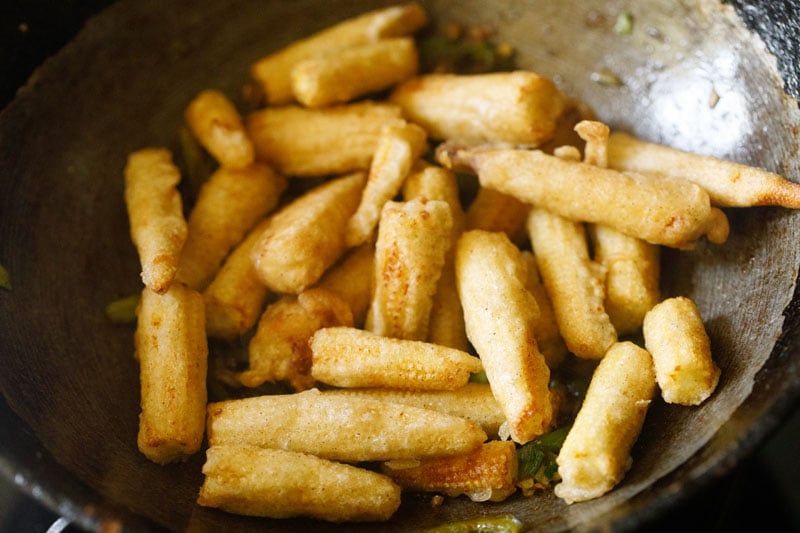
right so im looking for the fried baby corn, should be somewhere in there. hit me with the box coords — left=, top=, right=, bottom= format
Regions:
left=438, top=144, right=730, bottom=248
left=246, top=102, right=405, bottom=176
left=607, top=131, right=800, bottom=208
left=176, top=163, right=287, bottom=290
left=124, top=148, right=187, bottom=294
left=240, top=288, right=354, bottom=391
left=198, top=444, right=401, bottom=522
left=402, top=163, right=468, bottom=350
left=135, top=283, right=207, bottom=464
left=291, top=37, right=419, bottom=108
left=520, top=251, right=568, bottom=368
left=314, top=242, right=376, bottom=327
left=466, top=187, right=530, bottom=246
left=389, top=71, right=568, bottom=145
left=346, top=122, right=429, bottom=247
left=555, top=341, right=656, bottom=504
left=382, top=440, right=518, bottom=502
left=527, top=208, right=617, bottom=360
left=184, top=89, right=254, bottom=169
left=202, top=218, right=271, bottom=341
left=643, top=296, right=720, bottom=405
left=250, top=2, right=427, bottom=105
left=322, top=383, right=505, bottom=438
left=310, top=326, right=481, bottom=390
left=366, top=199, right=452, bottom=340
left=206, top=388, right=487, bottom=461
left=576, top=120, right=660, bottom=336
left=251, top=171, right=365, bottom=293
left=455, top=230, right=553, bottom=444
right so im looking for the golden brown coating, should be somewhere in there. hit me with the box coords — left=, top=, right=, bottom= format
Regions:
left=555, top=341, right=656, bottom=504
left=526, top=208, right=617, bottom=359
left=250, top=2, right=428, bottom=105
left=381, top=440, right=518, bottom=502
left=346, top=121, right=429, bottom=247
left=389, top=71, right=569, bottom=145
left=240, top=288, right=354, bottom=391
left=206, top=388, right=488, bottom=461
left=465, top=186, right=530, bottom=246
left=176, top=163, right=287, bottom=290
left=438, top=144, right=730, bottom=249
left=322, top=383, right=505, bottom=438
left=607, top=131, right=800, bottom=208
left=314, top=242, right=376, bottom=328
left=202, top=218, right=271, bottom=341
left=135, top=283, right=207, bottom=464
left=198, top=444, right=401, bottom=522
left=310, top=326, right=481, bottom=390
left=291, top=37, right=419, bottom=108
left=589, top=224, right=660, bottom=336
left=184, top=89, right=254, bottom=169
left=366, top=199, right=453, bottom=340
left=455, top=230, right=553, bottom=444
left=642, top=296, right=720, bottom=405
left=251, top=172, right=366, bottom=294
left=123, top=148, right=187, bottom=294
left=402, top=163, right=468, bottom=350
left=520, top=251, right=568, bottom=368
left=246, top=102, right=405, bottom=177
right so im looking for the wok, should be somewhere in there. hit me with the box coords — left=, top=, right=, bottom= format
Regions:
left=1, top=0, right=799, bottom=531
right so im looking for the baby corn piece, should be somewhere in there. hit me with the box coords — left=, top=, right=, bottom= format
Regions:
left=314, top=242, right=375, bottom=327
left=251, top=171, right=365, bottom=294
left=240, top=288, right=354, bottom=391
left=366, top=199, right=453, bottom=340
left=643, top=296, right=720, bottom=405
left=345, top=122, right=429, bottom=247
left=520, top=251, right=568, bottom=369
left=310, top=326, right=481, bottom=390
left=323, top=383, right=506, bottom=439
left=206, top=388, right=487, bottom=461
left=292, top=37, right=419, bottom=108
left=589, top=224, right=660, bottom=336
left=246, top=102, right=405, bottom=177
left=555, top=341, right=656, bottom=504
left=455, top=230, right=553, bottom=444
left=176, top=163, right=287, bottom=291
left=198, top=444, right=401, bottom=522
left=250, top=2, right=428, bottom=105
left=203, top=218, right=271, bottom=341
left=576, top=120, right=660, bottom=336
left=389, top=71, right=569, bottom=145
left=607, top=131, right=800, bottom=208
left=382, top=440, right=518, bottom=502
left=184, top=89, right=254, bottom=169
left=527, top=208, right=617, bottom=359
left=135, top=283, right=207, bottom=464
left=403, top=163, right=468, bottom=350
left=124, top=148, right=187, bottom=294
left=466, top=187, right=530, bottom=246
left=402, top=162, right=465, bottom=239
left=437, top=144, right=730, bottom=249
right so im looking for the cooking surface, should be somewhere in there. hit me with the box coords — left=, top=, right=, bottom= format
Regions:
left=2, top=1, right=799, bottom=531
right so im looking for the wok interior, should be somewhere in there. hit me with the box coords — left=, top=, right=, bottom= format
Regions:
left=0, top=0, right=799, bottom=531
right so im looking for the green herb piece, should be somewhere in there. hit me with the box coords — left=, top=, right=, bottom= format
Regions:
left=614, top=12, right=634, bottom=35
left=105, top=293, right=140, bottom=324
left=517, top=425, right=571, bottom=482
left=418, top=25, right=516, bottom=75
left=469, top=369, right=489, bottom=384
left=0, top=263, right=10, bottom=290
left=425, top=514, right=523, bottom=533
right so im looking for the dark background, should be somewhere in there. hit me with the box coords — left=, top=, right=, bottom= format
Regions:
left=1, top=1, right=799, bottom=531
